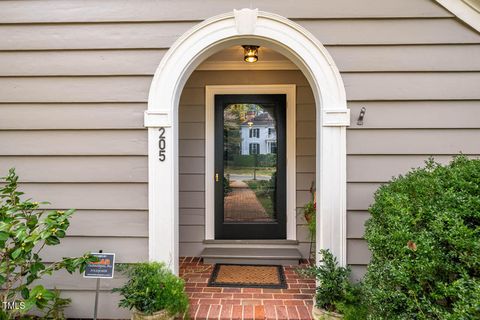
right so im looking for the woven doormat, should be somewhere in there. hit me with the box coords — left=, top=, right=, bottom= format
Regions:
left=208, top=264, right=287, bottom=289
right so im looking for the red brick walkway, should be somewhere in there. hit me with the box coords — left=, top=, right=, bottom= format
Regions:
left=224, top=180, right=271, bottom=222
left=180, top=257, right=315, bottom=320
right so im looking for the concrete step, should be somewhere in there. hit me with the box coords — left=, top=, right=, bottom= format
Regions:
left=200, top=247, right=302, bottom=265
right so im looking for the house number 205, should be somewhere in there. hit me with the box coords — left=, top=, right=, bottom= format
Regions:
left=158, top=127, right=166, bottom=161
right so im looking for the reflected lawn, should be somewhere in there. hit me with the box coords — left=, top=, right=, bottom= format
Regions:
left=245, top=179, right=274, bottom=217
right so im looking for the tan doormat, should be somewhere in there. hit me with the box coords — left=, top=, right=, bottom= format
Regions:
left=208, top=264, right=287, bottom=289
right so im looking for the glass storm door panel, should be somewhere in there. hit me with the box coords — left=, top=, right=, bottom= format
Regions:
left=214, top=94, right=286, bottom=239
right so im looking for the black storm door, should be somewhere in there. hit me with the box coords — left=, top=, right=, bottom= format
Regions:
left=215, top=94, right=286, bottom=239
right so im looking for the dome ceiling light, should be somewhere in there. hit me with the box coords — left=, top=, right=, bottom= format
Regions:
left=242, top=45, right=259, bottom=63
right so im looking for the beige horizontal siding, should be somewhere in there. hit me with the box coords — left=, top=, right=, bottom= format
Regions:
left=3, top=45, right=480, bottom=77
left=0, top=156, right=147, bottom=182
left=68, top=210, right=148, bottom=237
left=35, top=208, right=160, bottom=241
left=38, top=269, right=127, bottom=291
left=179, top=208, right=205, bottom=226
left=350, top=265, right=368, bottom=282
left=297, top=121, right=316, bottom=138
left=0, top=22, right=193, bottom=50
left=348, top=101, right=480, bottom=129
left=297, top=173, right=316, bottom=190
left=185, top=70, right=310, bottom=87
left=179, top=175, right=204, bottom=192
left=0, top=50, right=166, bottom=76
left=329, top=45, right=480, bottom=72
left=347, top=129, right=480, bottom=154
left=0, top=76, right=151, bottom=103
left=297, top=138, right=316, bottom=156
left=0, top=103, right=146, bottom=129
left=1, top=19, right=479, bottom=51
left=347, top=155, right=479, bottom=182
left=0, top=0, right=451, bottom=23
left=0, top=130, right=147, bottom=155
left=1, top=73, right=479, bottom=103
left=297, top=156, right=315, bottom=173
left=344, top=73, right=480, bottom=101
left=179, top=157, right=204, bottom=174
left=347, top=183, right=381, bottom=211
left=347, top=239, right=371, bottom=265
left=41, top=237, right=148, bottom=263
left=179, top=123, right=204, bottom=139
left=63, top=291, right=129, bottom=319
left=179, top=191, right=205, bottom=209
left=347, top=211, right=370, bottom=239
left=180, top=88, right=315, bottom=106
left=2, top=101, right=477, bottom=131
left=179, top=140, right=205, bottom=157
left=18, top=183, right=148, bottom=210
left=296, top=104, right=316, bottom=121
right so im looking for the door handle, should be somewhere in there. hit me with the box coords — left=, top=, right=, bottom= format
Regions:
left=215, top=173, right=219, bottom=182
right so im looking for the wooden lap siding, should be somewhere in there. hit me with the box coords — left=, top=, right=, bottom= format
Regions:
left=0, top=0, right=479, bottom=318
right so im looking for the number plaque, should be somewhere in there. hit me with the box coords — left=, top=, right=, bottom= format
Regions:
left=159, top=127, right=166, bottom=161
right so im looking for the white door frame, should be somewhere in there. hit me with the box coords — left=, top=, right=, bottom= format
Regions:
left=145, top=8, right=349, bottom=274
left=205, top=85, right=296, bottom=241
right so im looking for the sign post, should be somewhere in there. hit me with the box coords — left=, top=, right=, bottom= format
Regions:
left=84, top=250, right=115, bottom=320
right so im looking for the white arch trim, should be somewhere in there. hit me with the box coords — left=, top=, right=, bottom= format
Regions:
left=145, top=8, right=349, bottom=274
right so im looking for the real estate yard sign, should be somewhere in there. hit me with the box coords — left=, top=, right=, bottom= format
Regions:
left=84, top=252, right=115, bottom=320
left=84, top=252, right=115, bottom=278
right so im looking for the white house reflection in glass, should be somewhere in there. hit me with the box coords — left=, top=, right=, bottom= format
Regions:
left=223, top=104, right=278, bottom=223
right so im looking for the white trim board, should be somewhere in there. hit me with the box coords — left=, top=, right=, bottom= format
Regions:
left=145, top=8, right=349, bottom=274
left=435, top=0, right=480, bottom=32
left=205, top=85, right=297, bottom=241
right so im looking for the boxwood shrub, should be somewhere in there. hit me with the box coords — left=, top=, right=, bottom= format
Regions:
left=363, top=156, right=480, bottom=319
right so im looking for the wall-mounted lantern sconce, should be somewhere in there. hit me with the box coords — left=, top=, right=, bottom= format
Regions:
left=357, top=107, right=366, bottom=125
left=242, top=45, right=259, bottom=63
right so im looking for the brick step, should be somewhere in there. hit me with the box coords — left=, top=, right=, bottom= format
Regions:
left=201, top=247, right=303, bottom=265
left=189, top=304, right=313, bottom=320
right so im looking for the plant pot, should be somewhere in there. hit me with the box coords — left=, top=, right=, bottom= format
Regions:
left=132, top=309, right=174, bottom=320
left=312, top=306, right=343, bottom=320
left=305, top=213, right=312, bottom=224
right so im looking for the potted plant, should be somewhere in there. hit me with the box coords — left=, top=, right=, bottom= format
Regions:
left=308, top=250, right=353, bottom=320
left=299, top=182, right=316, bottom=262
left=113, top=262, right=189, bottom=320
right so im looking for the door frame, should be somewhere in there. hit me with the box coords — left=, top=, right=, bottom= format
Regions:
left=205, top=85, right=296, bottom=240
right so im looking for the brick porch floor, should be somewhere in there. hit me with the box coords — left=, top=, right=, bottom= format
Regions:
left=179, top=257, right=315, bottom=320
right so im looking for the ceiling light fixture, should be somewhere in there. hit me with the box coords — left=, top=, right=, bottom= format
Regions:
left=242, top=45, right=259, bottom=63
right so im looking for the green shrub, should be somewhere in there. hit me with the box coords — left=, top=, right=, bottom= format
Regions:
left=223, top=175, right=231, bottom=195
left=298, top=249, right=364, bottom=318
left=0, top=169, right=96, bottom=319
left=363, top=156, right=480, bottom=319
left=113, top=262, right=189, bottom=317
left=229, top=154, right=276, bottom=168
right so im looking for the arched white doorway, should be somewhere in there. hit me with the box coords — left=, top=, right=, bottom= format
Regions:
left=145, top=9, right=349, bottom=274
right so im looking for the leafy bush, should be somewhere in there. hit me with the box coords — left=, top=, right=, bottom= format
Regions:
left=363, top=156, right=480, bottom=319
left=299, top=249, right=360, bottom=316
left=0, top=169, right=96, bottom=319
left=113, top=262, right=189, bottom=316
left=223, top=175, right=231, bottom=195
left=300, top=182, right=316, bottom=241
left=229, top=154, right=276, bottom=167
